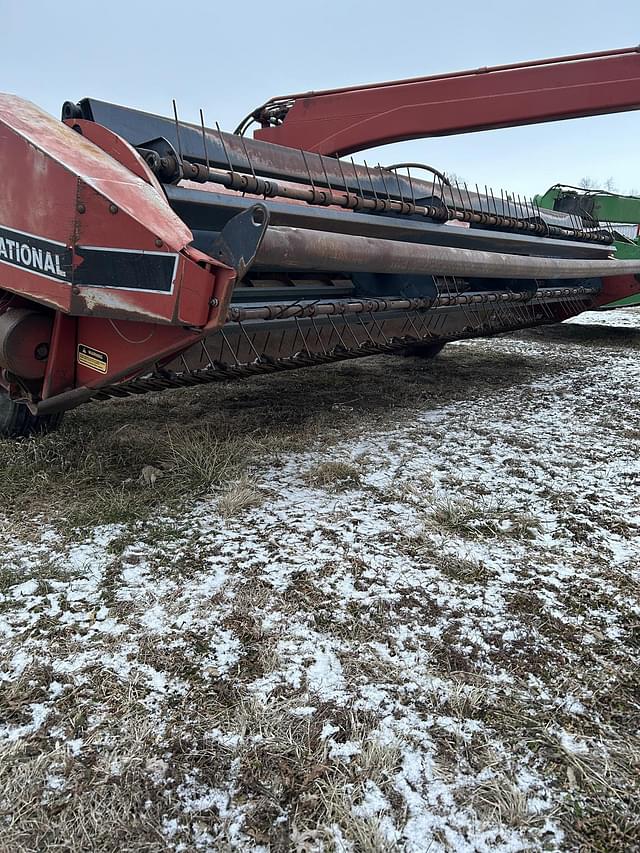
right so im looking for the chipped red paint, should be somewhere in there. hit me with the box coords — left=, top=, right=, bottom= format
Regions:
left=0, top=95, right=240, bottom=402
left=41, top=312, right=77, bottom=398
left=64, top=118, right=165, bottom=192
left=0, top=95, right=234, bottom=328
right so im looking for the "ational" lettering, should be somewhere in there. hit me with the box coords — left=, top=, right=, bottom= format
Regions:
left=0, top=235, right=67, bottom=279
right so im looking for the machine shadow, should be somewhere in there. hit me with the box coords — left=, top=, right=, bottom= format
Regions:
left=70, top=343, right=576, bottom=442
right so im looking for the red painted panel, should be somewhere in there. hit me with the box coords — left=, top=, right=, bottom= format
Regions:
left=595, top=274, right=640, bottom=306
left=42, top=312, right=77, bottom=398
left=74, top=316, right=199, bottom=387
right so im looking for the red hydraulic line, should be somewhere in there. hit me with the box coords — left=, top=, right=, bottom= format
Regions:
left=252, top=46, right=640, bottom=156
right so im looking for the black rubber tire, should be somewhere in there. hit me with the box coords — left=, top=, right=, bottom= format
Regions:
left=399, top=342, right=446, bottom=359
left=0, top=391, right=63, bottom=438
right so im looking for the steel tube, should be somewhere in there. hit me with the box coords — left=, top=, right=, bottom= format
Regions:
left=226, top=286, right=598, bottom=322
left=255, top=227, right=640, bottom=280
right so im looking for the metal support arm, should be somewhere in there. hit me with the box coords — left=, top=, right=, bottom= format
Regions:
left=250, top=47, right=640, bottom=156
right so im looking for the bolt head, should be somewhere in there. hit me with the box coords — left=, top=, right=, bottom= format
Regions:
left=76, top=203, right=86, bottom=214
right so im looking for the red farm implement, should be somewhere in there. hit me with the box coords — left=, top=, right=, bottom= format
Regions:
left=1, top=46, right=639, bottom=436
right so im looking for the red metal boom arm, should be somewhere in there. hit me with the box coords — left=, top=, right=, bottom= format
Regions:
left=252, top=46, right=640, bottom=155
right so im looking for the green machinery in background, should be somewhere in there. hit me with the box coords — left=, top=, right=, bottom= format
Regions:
left=534, top=185, right=640, bottom=308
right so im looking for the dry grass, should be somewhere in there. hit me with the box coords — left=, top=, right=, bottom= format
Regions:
left=472, top=778, right=543, bottom=829
left=304, top=460, right=363, bottom=491
left=425, top=495, right=543, bottom=540
left=216, top=475, right=265, bottom=518
left=0, top=672, right=406, bottom=853
left=435, top=553, right=493, bottom=584
left=484, top=697, right=640, bottom=853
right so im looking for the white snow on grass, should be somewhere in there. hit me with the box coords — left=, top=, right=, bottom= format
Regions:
left=0, top=309, right=639, bottom=851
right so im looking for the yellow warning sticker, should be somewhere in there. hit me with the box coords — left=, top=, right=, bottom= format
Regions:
left=77, top=344, right=108, bottom=374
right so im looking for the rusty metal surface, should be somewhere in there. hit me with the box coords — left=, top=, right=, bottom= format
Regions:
left=225, top=287, right=596, bottom=322
left=0, top=95, right=193, bottom=250
left=33, top=275, right=598, bottom=415
left=70, top=97, right=582, bottom=232
left=255, top=227, right=640, bottom=280
left=171, top=187, right=612, bottom=260
left=170, top=160, right=612, bottom=246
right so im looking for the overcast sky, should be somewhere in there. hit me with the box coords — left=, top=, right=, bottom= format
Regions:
left=2, top=0, right=639, bottom=197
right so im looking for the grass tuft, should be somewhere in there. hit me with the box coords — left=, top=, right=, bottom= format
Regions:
left=304, top=461, right=363, bottom=491
left=216, top=475, right=265, bottom=518
left=426, top=495, right=543, bottom=540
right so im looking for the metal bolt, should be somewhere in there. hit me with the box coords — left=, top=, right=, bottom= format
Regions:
left=209, top=297, right=219, bottom=307
left=155, top=238, right=163, bottom=247
left=109, top=204, right=118, bottom=214
left=76, top=203, right=86, bottom=214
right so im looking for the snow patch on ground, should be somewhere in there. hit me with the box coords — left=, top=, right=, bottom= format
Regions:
left=1, top=310, right=638, bottom=851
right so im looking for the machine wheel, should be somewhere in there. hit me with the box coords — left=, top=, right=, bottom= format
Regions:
left=0, top=390, right=63, bottom=438
left=400, top=341, right=446, bottom=358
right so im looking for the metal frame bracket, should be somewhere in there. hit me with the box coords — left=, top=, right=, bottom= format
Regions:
left=208, top=204, right=270, bottom=280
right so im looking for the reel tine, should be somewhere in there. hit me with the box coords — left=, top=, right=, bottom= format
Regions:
left=239, top=130, right=257, bottom=180
left=377, top=163, right=392, bottom=202
left=392, top=167, right=404, bottom=204
left=216, top=121, right=234, bottom=173
left=489, top=186, right=498, bottom=217
left=406, top=166, right=415, bottom=206
left=464, top=182, right=474, bottom=213
left=172, top=99, right=184, bottom=163
left=446, top=176, right=455, bottom=211
left=351, top=157, right=365, bottom=199
left=319, top=153, right=333, bottom=195
left=199, top=108, right=210, bottom=171
left=301, top=149, right=316, bottom=192
left=335, top=155, right=350, bottom=199
left=363, top=160, right=379, bottom=201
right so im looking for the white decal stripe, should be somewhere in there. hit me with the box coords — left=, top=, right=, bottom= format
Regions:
left=0, top=222, right=68, bottom=247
